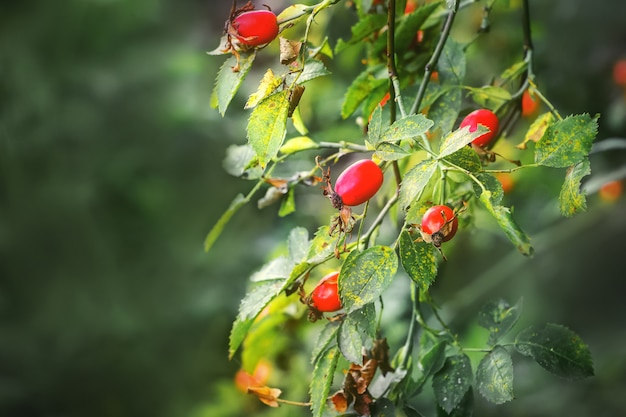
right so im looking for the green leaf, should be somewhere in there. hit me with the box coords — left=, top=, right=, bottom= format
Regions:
left=213, top=52, right=256, bottom=116
left=399, top=160, right=438, bottom=210
left=437, top=40, right=466, bottom=85
left=338, top=303, right=377, bottom=364
left=428, top=87, right=462, bottom=135
left=280, top=136, right=319, bottom=154
left=443, top=146, right=481, bottom=173
left=478, top=298, right=523, bottom=346
left=250, top=256, right=291, bottom=282
left=247, top=91, right=290, bottom=168
left=473, top=173, right=504, bottom=206
left=514, top=323, right=594, bottom=380
left=288, top=227, right=310, bottom=264
left=341, top=66, right=387, bottom=119
left=419, top=341, right=448, bottom=378
left=223, top=144, right=263, bottom=179
left=278, top=188, right=296, bottom=217
left=468, top=86, right=512, bottom=109
left=204, top=193, right=247, bottom=253
left=245, top=68, right=283, bottom=109
left=276, top=3, right=310, bottom=24
left=432, top=354, right=473, bottom=413
left=297, top=59, right=331, bottom=84
left=229, top=279, right=285, bottom=358
left=371, top=398, right=396, bottom=417
left=399, top=231, right=438, bottom=290
left=395, top=2, right=441, bottom=52
left=499, top=60, right=528, bottom=82
left=438, top=125, right=489, bottom=159
left=310, top=347, right=340, bottom=417
left=479, top=191, right=533, bottom=256
left=476, top=346, right=514, bottom=404
left=381, top=114, right=434, bottom=143
left=436, top=386, right=474, bottom=417
left=517, top=111, right=555, bottom=150
left=534, top=114, right=599, bottom=168
left=367, top=105, right=385, bottom=147
left=307, top=225, right=336, bottom=263
left=339, top=246, right=398, bottom=313
left=559, top=159, right=591, bottom=217
left=374, top=142, right=411, bottom=161
left=311, top=321, right=340, bottom=364
left=337, top=13, right=388, bottom=51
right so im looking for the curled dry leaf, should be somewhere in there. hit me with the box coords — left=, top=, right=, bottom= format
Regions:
left=247, top=385, right=283, bottom=407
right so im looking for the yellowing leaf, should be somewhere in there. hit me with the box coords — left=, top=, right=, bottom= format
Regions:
left=517, top=111, right=554, bottom=149
left=246, top=69, right=283, bottom=109
left=247, top=91, right=290, bottom=168
left=248, top=386, right=283, bottom=407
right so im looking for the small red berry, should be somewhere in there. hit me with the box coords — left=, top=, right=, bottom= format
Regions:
left=232, top=10, right=279, bottom=47
left=599, top=180, right=623, bottom=202
left=613, top=59, right=626, bottom=87
left=310, top=272, right=342, bottom=313
left=333, top=160, right=384, bottom=208
left=420, top=205, right=458, bottom=247
left=459, top=109, right=500, bottom=147
left=521, top=89, right=540, bottom=118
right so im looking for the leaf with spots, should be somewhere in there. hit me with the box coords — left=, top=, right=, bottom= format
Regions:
left=438, top=125, right=490, bottom=159
left=247, top=91, right=290, bottom=168
left=310, top=346, right=340, bottom=417
left=476, top=346, right=514, bottom=404
left=478, top=298, right=523, bottom=346
left=427, top=87, right=462, bottom=136
left=212, top=51, right=257, bottom=116
left=338, top=303, right=377, bottom=364
left=399, top=231, right=438, bottom=291
left=514, top=323, right=594, bottom=380
left=437, top=40, right=466, bottom=85
left=443, top=146, right=481, bottom=173
left=559, top=159, right=591, bottom=217
left=380, top=114, right=434, bottom=144
left=534, top=114, right=598, bottom=168
left=338, top=246, right=398, bottom=314
left=432, top=354, right=473, bottom=413
left=399, top=160, right=438, bottom=210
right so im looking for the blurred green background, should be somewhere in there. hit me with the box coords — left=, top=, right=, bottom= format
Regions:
left=1, top=1, right=625, bottom=417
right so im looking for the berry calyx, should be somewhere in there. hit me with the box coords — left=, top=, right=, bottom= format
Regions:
left=459, top=109, right=500, bottom=147
left=310, top=272, right=342, bottom=313
left=333, top=160, right=384, bottom=208
left=231, top=10, right=279, bottom=47
left=419, top=205, right=458, bottom=248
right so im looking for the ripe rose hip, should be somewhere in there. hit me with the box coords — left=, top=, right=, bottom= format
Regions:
left=310, top=272, right=342, bottom=313
left=420, top=205, right=458, bottom=247
left=232, top=10, right=279, bottom=47
left=459, top=109, right=500, bottom=147
left=521, top=89, right=540, bottom=118
left=332, top=160, right=384, bottom=208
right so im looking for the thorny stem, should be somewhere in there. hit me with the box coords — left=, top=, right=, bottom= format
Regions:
left=409, top=0, right=460, bottom=116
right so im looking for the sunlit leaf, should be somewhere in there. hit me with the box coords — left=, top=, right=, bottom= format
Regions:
left=245, top=69, right=283, bottom=109
left=515, top=323, right=594, bottom=380
left=247, top=91, right=290, bottom=168
left=310, top=347, right=340, bottom=417
left=399, top=160, right=438, bottom=210
left=399, top=231, right=438, bottom=290
left=298, top=59, right=332, bottom=84
left=307, top=225, right=335, bottom=263
left=381, top=114, right=434, bottom=143
left=339, top=246, right=398, bottom=313
left=559, top=159, right=591, bottom=217
left=223, top=144, right=263, bottom=179
left=476, top=346, right=514, bottom=404
left=438, top=125, right=489, bottom=158
left=432, top=354, right=473, bottom=413
left=276, top=3, right=310, bottom=24
left=443, top=146, right=481, bottom=173
left=534, top=113, right=598, bottom=168
left=280, top=136, right=318, bottom=154
left=517, top=111, right=554, bottom=150
left=468, top=86, right=512, bottom=109
left=248, top=386, right=283, bottom=407
left=374, top=142, right=411, bottom=161
left=213, top=52, right=256, bottom=116
left=478, top=298, right=523, bottom=346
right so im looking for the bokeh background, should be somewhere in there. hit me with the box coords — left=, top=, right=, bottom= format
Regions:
left=1, top=1, right=625, bottom=417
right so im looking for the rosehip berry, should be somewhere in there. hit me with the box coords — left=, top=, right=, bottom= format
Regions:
left=599, top=180, right=623, bottom=202
left=420, top=205, right=458, bottom=247
left=332, top=160, right=384, bottom=208
left=310, top=272, right=342, bottom=313
left=459, top=109, right=500, bottom=147
left=613, top=59, right=626, bottom=87
left=521, top=89, right=540, bottom=118
left=232, top=10, right=279, bottom=47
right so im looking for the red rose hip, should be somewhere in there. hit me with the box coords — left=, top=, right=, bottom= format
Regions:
left=333, top=160, right=384, bottom=208
left=310, top=272, right=342, bottom=313
left=232, top=10, right=279, bottom=47
left=420, top=205, right=458, bottom=247
left=459, top=109, right=500, bottom=147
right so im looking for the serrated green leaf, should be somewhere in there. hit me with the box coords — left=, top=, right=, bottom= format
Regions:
left=213, top=52, right=256, bottom=116
left=559, top=159, right=591, bottom=217
left=298, top=59, right=331, bottom=84
left=381, top=114, right=435, bottom=143
left=428, top=87, right=462, bottom=135
left=476, top=346, right=514, bottom=404
left=307, top=225, right=335, bottom=263
left=245, top=69, right=282, bottom=109
left=204, top=193, right=248, bottom=253
left=419, top=341, right=448, bottom=378
left=338, top=303, right=376, bottom=364
left=250, top=256, right=292, bottom=282
left=311, top=321, right=340, bottom=364
left=500, top=60, right=528, bottom=81
left=515, top=323, right=594, bottom=380
left=399, top=160, right=438, bottom=210
left=341, top=67, right=387, bottom=119
left=438, top=125, right=489, bottom=158
left=374, top=142, right=411, bottom=161
left=276, top=3, right=311, bottom=24
left=479, top=191, right=533, bottom=256
left=395, top=2, right=441, bottom=51
left=443, top=146, right=481, bottom=173
left=223, top=144, right=263, bottom=179
left=310, top=347, right=340, bottom=417
left=468, top=86, right=512, bottom=109
left=433, top=354, right=473, bottom=413
left=247, top=91, right=290, bottom=168
left=337, top=13, right=388, bottom=51
left=478, top=298, right=523, bottom=346
left=229, top=279, right=285, bottom=358
left=436, top=386, right=474, bottom=417
left=473, top=173, right=504, bottom=206
left=518, top=111, right=555, bottom=150
left=534, top=114, right=598, bottom=168
left=368, top=105, right=385, bottom=147
left=288, top=227, right=310, bottom=264
left=339, top=246, right=398, bottom=313
left=280, top=136, right=318, bottom=154
left=437, top=40, right=466, bottom=85
left=399, top=231, right=438, bottom=290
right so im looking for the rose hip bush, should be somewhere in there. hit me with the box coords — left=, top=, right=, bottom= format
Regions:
left=206, top=1, right=604, bottom=416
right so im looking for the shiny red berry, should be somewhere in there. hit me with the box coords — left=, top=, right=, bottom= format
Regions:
left=310, top=272, right=342, bottom=313
left=420, top=205, right=458, bottom=247
left=459, top=109, right=500, bottom=147
left=232, top=10, right=279, bottom=47
left=333, top=160, right=384, bottom=208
